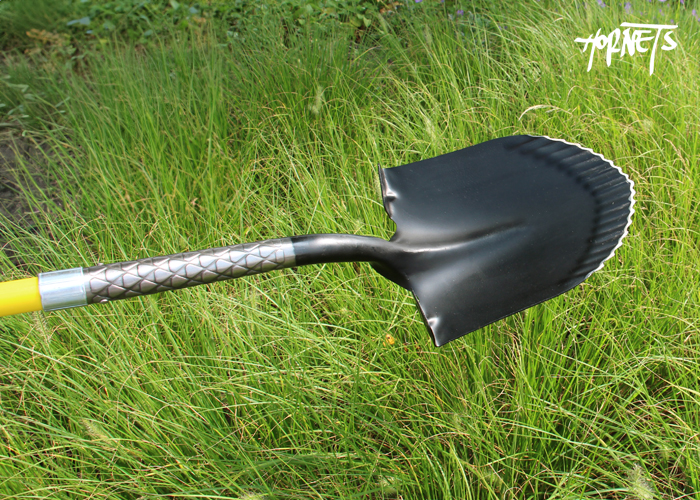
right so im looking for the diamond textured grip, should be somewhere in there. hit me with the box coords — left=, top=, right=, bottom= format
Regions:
left=84, top=238, right=296, bottom=304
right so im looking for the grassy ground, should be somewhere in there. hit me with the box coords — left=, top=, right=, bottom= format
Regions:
left=1, top=1, right=699, bottom=498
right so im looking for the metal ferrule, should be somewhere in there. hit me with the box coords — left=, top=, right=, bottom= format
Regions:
left=38, top=268, right=88, bottom=311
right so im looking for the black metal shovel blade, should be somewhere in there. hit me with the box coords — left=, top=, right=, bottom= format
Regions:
left=373, top=135, right=634, bottom=346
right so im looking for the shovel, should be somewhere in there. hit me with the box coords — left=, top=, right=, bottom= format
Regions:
left=0, top=135, right=634, bottom=346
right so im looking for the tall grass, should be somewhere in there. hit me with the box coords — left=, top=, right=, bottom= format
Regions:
left=1, top=1, right=699, bottom=498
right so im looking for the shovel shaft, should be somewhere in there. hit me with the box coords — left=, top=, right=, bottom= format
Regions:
left=0, top=239, right=297, bottom=317
left=0, top=277, right=42, bottom=316
left=0, top=234, right=395, bottom=317
left=72, top=238, right=296, bottom=309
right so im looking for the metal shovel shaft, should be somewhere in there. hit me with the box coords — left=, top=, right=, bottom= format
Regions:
left=0, top=235, right=398, bottom=315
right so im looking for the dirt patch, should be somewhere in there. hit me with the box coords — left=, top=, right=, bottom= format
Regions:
left=0, top=129, right=60, bottom=268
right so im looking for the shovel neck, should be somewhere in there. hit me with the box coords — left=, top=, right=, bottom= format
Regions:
left=290, top=234, right=397, bottom=268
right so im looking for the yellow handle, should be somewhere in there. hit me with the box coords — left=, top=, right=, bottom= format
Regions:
left=0, top=277, right=42, bottom=317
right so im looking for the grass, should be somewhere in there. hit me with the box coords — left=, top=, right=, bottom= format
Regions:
left=0, top=1, right=699, bottom=498
left=0, top=0, right=77, bottom=48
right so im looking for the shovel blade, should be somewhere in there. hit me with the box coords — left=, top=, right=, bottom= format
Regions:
left=375, top=135, right=634, bottom=346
